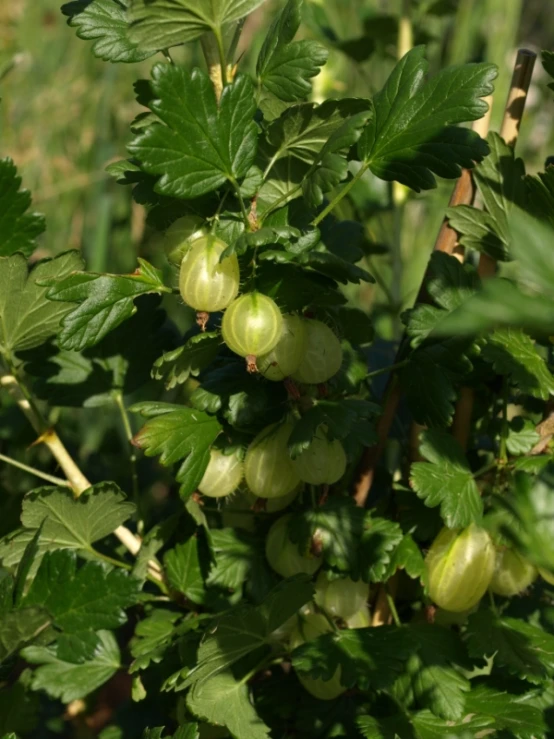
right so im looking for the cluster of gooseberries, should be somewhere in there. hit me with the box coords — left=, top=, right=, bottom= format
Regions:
left=166, top=225, right=362, bottom=700
left=170, top=223, right=348, bottom=501
left=169, top=222, right=343, bottom=379
left=165, top=222, right=554, bottom=700
left=425, top=522, right=550, bottom=613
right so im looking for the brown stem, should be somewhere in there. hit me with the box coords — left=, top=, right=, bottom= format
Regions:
left=371, top=574, right=399, bottom=627
left=452, top=49, right=536, bottom=450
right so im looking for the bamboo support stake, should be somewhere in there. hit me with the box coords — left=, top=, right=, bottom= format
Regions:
left=353, top=107, right=493, bottom=507
left=478, top=49, right=536, bottom=279
left=452, top=49, right=536, bottom=449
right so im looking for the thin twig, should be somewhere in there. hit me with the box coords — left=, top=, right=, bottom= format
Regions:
left=113, top=391, right=141, bottom=528
left=0, top=452, right=71, bottom=488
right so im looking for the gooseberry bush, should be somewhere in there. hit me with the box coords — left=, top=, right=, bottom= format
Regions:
left=2, top=2, right=554, bottom=738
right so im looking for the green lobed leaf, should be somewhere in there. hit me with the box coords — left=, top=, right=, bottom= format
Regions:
left=357, top=710, right=494, bottom=739
left=300, top=250, right=374, bottom=284
left=45, top=259, right=170, bottom=351
left=22, top=296, right=168, bottom=407
left=495, top=466, right=554, bottom=574
left=258, top=98, right=371, bottom=213
left=292, top=625, right=418, bottom=691
left=481, top=328, right=554, bottom=400
left=129, top=67, right=258, bottom=199
left=207, top=528, right=261, bottom=592
left=22, top=629, right=120, bottom=703
left=525, top=166, right=554, bottom=228
left=464, top=684, right=546, bottom=739
left=400, top=353, right=458, bottom=428
left=360, top=517, right=404, bottom=582
left=131, top=403, right=222, bottom=499
left=0, top=483, right=135, bottom=571
left=128, top=0, right=269, bottom=54
left=392, top=624, right=471, bottom=721
left=509, top=209, right=554, bottom=295
left=381, top=533, right=427, bottom=584
left=0, top=607, right=51, bottom=666
left=256, top=0, right=328, bottom=103
left=56, top=631, right=100, bottom=664
left=302, top=110, right=373, bottom=207
left=182, top=576, right=313, bottom=689
left=0, top=158, right=45, bottom=258
left=288, top=399, right=379, bottom=458
left=434, top=277, right=554, bottom=336
left=13, top=527, right=42, bottom=607
left=358, top=46, right=496, bottom=191
left=62, top=0, right=155, bottom=63
left=164, top=538, right=207, bottom=605
left=506, top=418, right=541, bottom=455
left=0, top=252, right=84, bottom=356
left=410, top=430, right=483, bottom=528
left=130, top=609, right=182, bottom=672
left=23, top=549, right=141, bottom=632
left=465, top=610, right=554, bottom=684
left=289, top=498, right=366, bottom=573
left=152, top=333, right=220, bottom=390
left=187, top=670, right=271, bottom=739
left=446, top=132, right=525, bottom=261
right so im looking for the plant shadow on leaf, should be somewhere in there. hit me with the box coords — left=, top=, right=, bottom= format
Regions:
left=18, top=296, right=174, bottom=407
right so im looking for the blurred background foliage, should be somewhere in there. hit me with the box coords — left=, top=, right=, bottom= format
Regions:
left=1, top=0, right=554, bottom=553
left=1, top=0, right=553, bottom=329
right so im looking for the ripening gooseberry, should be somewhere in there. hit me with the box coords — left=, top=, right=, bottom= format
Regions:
left=164, top=215, right=206, bottom=265
left=314, top=571, right=370, bottom=620
left=292, top=429, right=347, bottom=485
left=179, top=235, right=240, bottom=312
left=245, top=422, right=300, bottom=499
left=345, top=604, right=371, bottom=628
left=222, top=292, right=283, bottom=361
left=258, top=315, right=307, bottom=381
left=292, top=320, right=343, bottom=384
left=489, top=548, right=537, bottom=596
left=265, top=514, right=322, bottom=579
left=426, top=524, right=495, bottom=612
left=290, top=613, right=345, bottom=700
left=198, top=448, right=243, bottom=499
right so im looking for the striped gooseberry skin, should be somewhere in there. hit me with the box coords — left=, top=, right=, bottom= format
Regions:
left=426, top=524, right=495, bottom=612
left=292, top=430, right=347, bottom=485
left=222, top=292, right=283, bottom=358
left=198, top=448, right=243, bottom=499
left=489, top=548, right=537, bottom=596
left=265, top=514, right=322, bottom=579
left=245, top=421, right=301, bottom=499
left=179, top=235, right=239, bottom=312
left=292, top=320, right=343, bottom=384
left=290, top=613, right=345, bottom=700
left=258, top=315, right=307, bottom=381
left=164, top=215, right=206, bottom=265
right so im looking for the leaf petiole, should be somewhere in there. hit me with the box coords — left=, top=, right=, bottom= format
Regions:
left=312, top=162, right=370, bottom=227
left=0, top=451, right=71, bottom=488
